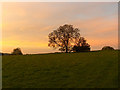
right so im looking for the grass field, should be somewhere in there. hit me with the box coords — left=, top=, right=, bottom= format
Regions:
left=2, top=50, right=118, bottom=88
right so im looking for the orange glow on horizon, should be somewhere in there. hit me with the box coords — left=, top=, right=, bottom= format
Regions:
left=1, top=2, right=118, bottom=54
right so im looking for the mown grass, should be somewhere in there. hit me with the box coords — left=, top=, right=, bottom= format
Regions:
left=2, top=50, right=118, bottom=88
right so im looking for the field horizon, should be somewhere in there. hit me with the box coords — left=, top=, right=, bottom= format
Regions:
left=1, top=49, right=120, bottom=55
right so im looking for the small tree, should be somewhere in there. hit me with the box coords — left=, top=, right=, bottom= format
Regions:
left=73, top=37, right=90, bottom=52
left=11, top=48, right=23, bottom=55
left=48, top=24, right=80, bottom=53
left=102, top=46, right=114, bottom=50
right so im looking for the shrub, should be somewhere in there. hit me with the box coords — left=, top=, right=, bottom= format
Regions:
left=102, top=46, right=114, bottom=51
left=73, top=45, right=90, bottom=52
left=72, top=37, right=90, bottom=52
left=11, top=48, right=23, bottom=55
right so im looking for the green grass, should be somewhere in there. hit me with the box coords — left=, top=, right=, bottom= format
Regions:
left=2, top=50, right=118, bottom=88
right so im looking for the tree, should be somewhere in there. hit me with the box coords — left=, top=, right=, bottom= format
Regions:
left=48, top=24, right=80, bottom=53
left=102, top=46, right=114, bottom=50
left=11, top=48, right=23, bottom=55
left=73, top=37, right=90, bottom=52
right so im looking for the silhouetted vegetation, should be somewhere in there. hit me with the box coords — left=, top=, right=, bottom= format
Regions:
left=48, top=24, right=90, bottom=53
left=11, top=48, right=23, bottom=55
left=48, top=24, right=80, bottom=53
left=102, top=46, right=114, bottom=51
left=72, top=37, right=90, bottom=52
left=0, top=53, right=10, bottom=55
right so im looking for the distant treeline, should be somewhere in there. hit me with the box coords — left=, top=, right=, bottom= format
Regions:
left=0, top=53, right=10, bottom=56
left=1, top=46, right=118, bottom=56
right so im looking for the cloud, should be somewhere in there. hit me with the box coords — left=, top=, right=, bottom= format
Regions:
left=2, top=2, right=118, bottom=53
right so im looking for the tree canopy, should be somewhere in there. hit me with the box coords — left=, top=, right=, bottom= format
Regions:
left=48, top=24, right=80, bottom=53
left=73, top=37, right=90, bottom=52
left=102, top=46, right=114, bottom=50
left=11, top=48, right=23, bottom=55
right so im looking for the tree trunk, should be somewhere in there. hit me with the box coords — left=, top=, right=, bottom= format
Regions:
left=66, top=46, right=68, bottom=53
left=66, top=47, right=68, bottom=53
left=65, top=39, right=69, bottom=53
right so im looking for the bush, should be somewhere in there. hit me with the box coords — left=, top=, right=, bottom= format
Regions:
left=102, top=46, right=114, bottom=51
left=73, top=45, right=90, bottom=52
left=11, top=48, right=23, bottom=55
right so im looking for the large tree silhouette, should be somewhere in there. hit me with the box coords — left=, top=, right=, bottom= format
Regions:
left=48, top=24, right=80, bottom=53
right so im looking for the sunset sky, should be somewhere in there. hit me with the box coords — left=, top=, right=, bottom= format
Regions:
left=1, top=2, right=118, bottom=54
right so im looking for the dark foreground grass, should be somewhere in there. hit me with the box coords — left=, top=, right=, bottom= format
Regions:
left=2, top=50, right=118, bottom=88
